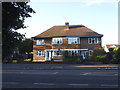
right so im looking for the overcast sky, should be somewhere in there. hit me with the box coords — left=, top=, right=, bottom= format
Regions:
left=18, top=0, right=119, bottom=46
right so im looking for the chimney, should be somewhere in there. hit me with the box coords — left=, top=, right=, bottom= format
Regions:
left=65, top=22, right=69, bottom=30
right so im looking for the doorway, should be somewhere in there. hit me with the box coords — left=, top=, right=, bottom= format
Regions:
left=45, top=51, right=51, bottom=61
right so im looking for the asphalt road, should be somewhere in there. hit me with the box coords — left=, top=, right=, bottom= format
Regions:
left=2, top=69, right=118, bottom=88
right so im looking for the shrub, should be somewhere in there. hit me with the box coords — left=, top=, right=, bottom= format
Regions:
left=62, top=51, right=83, bottom=64
left=91, top=48, right=106, bottom=63
left=111, top=47, right=120, bottom=64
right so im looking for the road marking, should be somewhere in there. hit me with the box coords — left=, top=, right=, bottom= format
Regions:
left=114, top=74, right=118, bottom=76
left=68, top=84, right=88, bottom=86
left=101, top=84, right=118, bottom=87
left=53, top=72, right=59, bottom=75
left=34, top=83, right=55, bottom=85
left=19, top=72, right=59, bottom=75
left=80, top=72, right=91, bottom=75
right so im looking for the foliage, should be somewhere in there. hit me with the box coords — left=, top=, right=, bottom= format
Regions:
left=2, top=2, right=35, bottom=61
left=111, top=47, right=120, bottom=64
left=108, top=48, right=114, bottom=52
left=62, top=51, right=83, bottom=64
left=91, top=48, right=106, bottom=63
left=89, top=47, right=120, bottom=64
left=62, top=47, right=120, bottom=64
left=19, top=38, right=33, bottom=54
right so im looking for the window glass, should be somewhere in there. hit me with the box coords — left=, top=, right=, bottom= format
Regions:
left=53, top=50, right=62, bottom=56
left=89, top=50, right=93, bottom=56
left=36, top=51, right=44, bottom=56
left=36, top=40, right=44, bottom=45
left=68, top=37, right=80, bottom=44
left=88, top=38, right=98, bottom=44
left=52, top=38, right=62, bottom=44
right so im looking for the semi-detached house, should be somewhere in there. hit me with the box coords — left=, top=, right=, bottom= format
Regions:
left=32, top=22, right=103, bottom=62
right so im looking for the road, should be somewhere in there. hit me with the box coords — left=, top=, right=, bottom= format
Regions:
left=2, top=64, right=118, bottom=88
left=2, top=63, right=118, bottom=70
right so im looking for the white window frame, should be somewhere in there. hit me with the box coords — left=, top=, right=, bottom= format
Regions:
left=89, top=50, right=93, bottom=56
left=36, top=39, right=44, bottom=45
left=36, top=51, right=44, bottom=56
left=88, top=38, right=98, bottom=44
left=52, top=38, right=63, bottom=44
left=53, top=50, right=62, bottom=56
left=68, top=37, right=80, bottom=44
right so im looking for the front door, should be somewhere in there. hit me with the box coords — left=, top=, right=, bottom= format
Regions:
left=45, top=51, right=51, bottom=61
left=81, top=51, right=85, bottom=59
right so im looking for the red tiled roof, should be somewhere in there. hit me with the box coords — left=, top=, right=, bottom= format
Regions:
left=106, top=44, right=120, bottom=48
left=34, top=24, right=103, bottom=38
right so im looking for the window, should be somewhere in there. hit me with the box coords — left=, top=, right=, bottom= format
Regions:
left=36, top=40, right=44, bottom=45
left=52, top=38, right=62, bottom=44
left=67, top=50, right=81, bottom=56
left=68, top=37, right=80, bottom=44
left=53, top=50, right=62, bottom=56
left=88, top=38, right=98, bottom=44
left=89, top=50, right=93, bottom=56
left=36, top=51, right=44, bottom=56
left=78, top=50, right=81, bottom=56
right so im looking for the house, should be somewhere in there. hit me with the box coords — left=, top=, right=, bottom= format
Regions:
left=104, top=44, right=120, bottom=52
left=32, top=22, right=103, bottom=62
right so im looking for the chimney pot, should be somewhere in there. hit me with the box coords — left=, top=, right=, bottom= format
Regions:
left=65, top=22, right=69, bottom=30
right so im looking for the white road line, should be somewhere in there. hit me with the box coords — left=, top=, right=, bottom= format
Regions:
left=114, top=74, right=118, bottom=76
left=101, top=84, right=118, bottom=87
left=34, top=83, right=55, bottom=85
left=53, top=72, right=59, bottom=75
left=80, top=72, right=91, bottom=75
left=19, top=72, right=59, bottom=75
left=68, top=84, right=88, bottom=86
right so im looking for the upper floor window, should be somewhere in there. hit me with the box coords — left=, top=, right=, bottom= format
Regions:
left=52, top=38, right=62, bottom=44
left=36, top=40, right=44, bottom=45
left=68, top=37, right=80, bottom=44
left=88, top=38, right=98, bottom=44
left=36, top=51, right=44, bottom=56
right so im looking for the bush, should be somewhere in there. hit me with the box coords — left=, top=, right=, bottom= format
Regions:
left=62, top=51, right=83, bottom=64
left=91, top=48, right=106, bottom=63
left=111, top=47, right=120, bottom=64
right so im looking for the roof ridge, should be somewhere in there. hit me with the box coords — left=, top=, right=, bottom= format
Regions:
left=54, top=24, right=84, bottom=26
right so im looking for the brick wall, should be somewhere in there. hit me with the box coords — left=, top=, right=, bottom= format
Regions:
left=33, top=37, right=102, bottom=60
left=80, top=37, right=102, bottom=50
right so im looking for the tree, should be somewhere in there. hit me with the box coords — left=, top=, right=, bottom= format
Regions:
left=2, top=2, right=35, bottom=61
left=19, top=38, right=33, bottom=54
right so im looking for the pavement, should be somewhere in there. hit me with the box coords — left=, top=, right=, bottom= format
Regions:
left=2, top=63, right=119, bottom=70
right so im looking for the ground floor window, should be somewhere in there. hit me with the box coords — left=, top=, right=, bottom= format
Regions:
left=66, top=50, right=82, bottom=56
left=45, top=49, right=89, bottom=59
left=89, top=50, right=93, bottom=56
left=36, top=51, right=44, bottom=56
left=53, top=50, right=62, bottom=56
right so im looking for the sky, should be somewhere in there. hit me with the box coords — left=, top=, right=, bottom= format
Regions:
left=18, top=0, right=119, bottom=46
